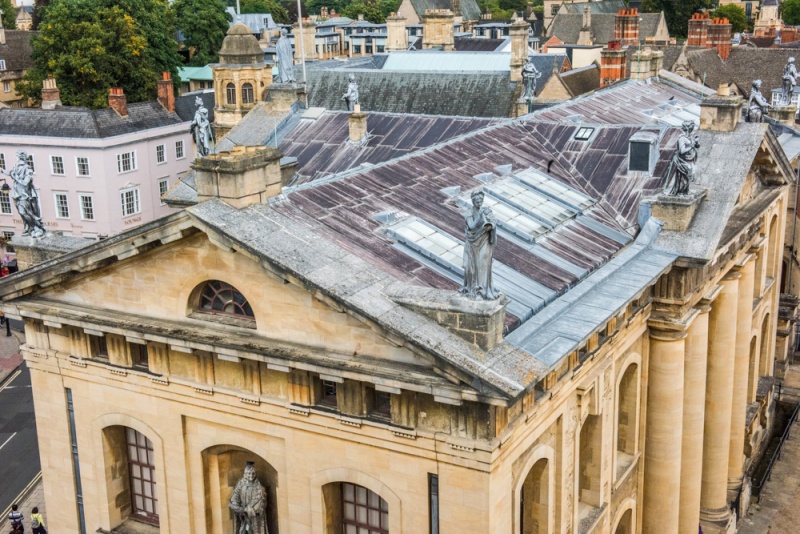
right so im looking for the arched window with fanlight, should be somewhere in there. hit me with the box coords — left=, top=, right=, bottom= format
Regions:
left=194, top=280, right=254, bottom=324
left=226, top=83, right=237, bottom=105
left=241, top=83, right=254, bottom=104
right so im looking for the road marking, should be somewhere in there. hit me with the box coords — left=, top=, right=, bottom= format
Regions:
left=0, top=471, right=42, bottom=527
left=0, top=433, right=16, bottom=451
left=0, top=370, right=21, bottom=393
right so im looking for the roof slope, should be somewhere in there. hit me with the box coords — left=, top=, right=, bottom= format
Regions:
left=409, top=0, right=481, bottom=21
left=562, top=0, right=626, bottom=14
left=0, top=30, right=37, bottom=72
left=551, top=13, right=665, bottom=44
left=381, top=50, right=512, bottom=72
left=560, top=64, right=601, bottom=97
left=0, top=101, right=185, bottom=138
left=175, top=91, right=215, bottom=123
left=305, top=69, right=518, bottom=117
left=685, top=47, right=797, bottom=97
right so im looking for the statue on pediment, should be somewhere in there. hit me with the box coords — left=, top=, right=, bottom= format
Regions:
left=275, top=28, right=296, bottom=84
left=782, top=56, right=799, bottom=106
left=1, top=150, right=45, bottom=238
left=229, top=462, right=268, bottom=534
left=522, top=56, right=542, bottom=101
left=666, top=121, right=700, bottom=196
left=342, top=74, right=359, bottom=112
left=460, top=190, right=499, bottom=300
left=746, top=79, right=770, bottom=123
left=190, top=96, right=214, bottom=157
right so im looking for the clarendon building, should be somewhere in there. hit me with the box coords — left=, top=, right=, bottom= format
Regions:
left=0, top=72, right=798, bottom=534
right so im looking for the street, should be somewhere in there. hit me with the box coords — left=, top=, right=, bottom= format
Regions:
left=0, top=363, right=40, bottom=519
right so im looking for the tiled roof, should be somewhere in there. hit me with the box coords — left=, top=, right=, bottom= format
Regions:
left=0, top=101, right=185, bottom=139
left=453, top=37, right=508, bottom=52
left=560, top=64, right=601, bottom=97
left=684, top=47, right=798, bottom=97
left=0, top=30, right=36, bottom=72
left=409, top=0, right=481, bottom=21
left=175, top=90, right=215, bottom=123
left=215, top=100, right=301, bottom=152
left=550, top=13, right=665, bottom=44
left=562, top=0, right=627, bottom=15
left=381, top=50, right=512, bottom=71
left=304, top=69, right=518, bottom=117
left=177, top=65, right=213, bottom=82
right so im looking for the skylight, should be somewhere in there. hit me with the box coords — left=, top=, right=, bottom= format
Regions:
left=574, top=127, right=595, bottom=141
left=515, top=168, right=594, bottom=211
left=487, top=179, right=576, bottom=226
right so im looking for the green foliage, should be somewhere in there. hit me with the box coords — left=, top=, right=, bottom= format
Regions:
left=478, top=0, right=514, bottom=21
left=240, top=0, right=289, bottom=23
left=711, top=4, right=747, bottom=33
left=639, top=0, right=713, bottom=38
left=784, top=0, right=800, bottom=26
left=378, top=0, right=401, bottom=18
left=32, top=0, right=50, bottom=30
left=0, top=0, right=17, bottom=29
left=341, top=0, right=384, bottom=23
left=175, top=0, right=232, bottom=66
left=18, top=0, right=182, bottom=108
left=304, top=0, right=347, bottom=16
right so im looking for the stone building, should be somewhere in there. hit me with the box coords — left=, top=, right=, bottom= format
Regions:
left=0, top=74, right=795, bottom=534
left=0, top=22, right=35, bottom=108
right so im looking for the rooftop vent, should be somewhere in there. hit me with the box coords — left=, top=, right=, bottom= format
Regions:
left=628, top=132, right=659, bottom=174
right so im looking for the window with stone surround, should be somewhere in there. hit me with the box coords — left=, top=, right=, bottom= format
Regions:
left=319, top=379, right=338, bottom=407
left=341, top=483, right=388, bottom=534
left=197, top=280, right=254, bottom=318
left=129, top=342, right=149, bottom=369
left=242, top=83, right=254, bottom=104
left=89, top=334, right=108, bottom=359
left=226, top=82, right=237, bottom=105
left=616, top=362, right=639, bottom=478
left=126, top=428, right=159, bottom=524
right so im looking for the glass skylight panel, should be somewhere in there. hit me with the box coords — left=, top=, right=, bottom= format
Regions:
left=392, top=219, right=463, bottom=267
left=489, top=180, right=575, bottom=225
left=574, top=127, right=594, bottom=140
left=517, top=170, right=594, bottom=211
left=463, top=195, right=549, bottom=242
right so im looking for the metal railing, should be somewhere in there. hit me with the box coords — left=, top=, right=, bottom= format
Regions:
left=751, top=399, right=800, bottom=497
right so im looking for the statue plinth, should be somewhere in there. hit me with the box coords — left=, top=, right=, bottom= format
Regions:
left=645, top=189, right=707, bottom=232
left=266, top=82, right=307, bottom=112
left=771, top=105, right=797, bottom=127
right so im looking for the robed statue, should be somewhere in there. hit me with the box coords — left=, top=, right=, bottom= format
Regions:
left=782, top=57, right=799, bottom=106
left=1, top=150, right=46, bottom=238
left=746, top=79, right=771, bottom=123
left=522, top=56, right=542, bottom=101
left=665, top=121, right=700, bottom=196
left=460, top=190, right=499, bottom=300
left=229, top=462, right=268, bottom=534
left=275, top=28, right=296, bottom=84
left=341, top=73, right=359, bottom=112
left=190, top=96, right=214, bottom=157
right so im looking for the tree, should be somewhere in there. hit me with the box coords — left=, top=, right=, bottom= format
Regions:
left=174, top=0, right=232, bottom=66
left=0, top=0, right=17, bottom=30
left=341, top=0, right=384, bottom=23
left=18, top=0, right=181, bottom=108
left=785, top=0, right=800, bottom=26
left=639, top=0, right=713, bottom=38
left=32, top=0, right=49, bottom=30
left=711, top=4, right=747, bottom=33
left=240, top=0, right=289, bottom=23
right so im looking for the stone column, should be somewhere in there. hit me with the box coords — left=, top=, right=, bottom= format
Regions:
left=679, top=302, right=711, bottom=534
left=643, top=323, right=687, bottom=534
left=728, top=257, right=755, bottom=491
left=700, top=272, right=740, bottom=525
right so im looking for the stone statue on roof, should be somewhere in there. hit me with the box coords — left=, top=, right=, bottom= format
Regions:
left=782, top=57, right=799, bottom=106
left=665, top=121, right=700, bottom=196
left=1, top=150, right=46, bottom=238
left=341, top=73, right=359, bottom=112
left=460, top=190, right=500, bottom=300
left=275, top=28, right=296, bottom=84
left=746, top=79, right=771, bottom=123
left=522, top=56, right=542, bottom=101
left=229, top=462, right=268, bottom=534
left=190, top=96, right=214, bottom=157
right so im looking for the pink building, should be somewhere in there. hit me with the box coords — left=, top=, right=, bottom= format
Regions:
left=0, top=86, right=197, bottom=248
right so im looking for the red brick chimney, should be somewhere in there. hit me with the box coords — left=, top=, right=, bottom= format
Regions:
left=600, top=40, right=627, bottom=87
left=614, top=8, right=639, bottom=46
left=708, top=17, right=732, bottom=61
left=687, top=12, right=710, bottom=47
left=157, top=72, right=175, bottom=113
left=109, top=87, right=128, bottom=118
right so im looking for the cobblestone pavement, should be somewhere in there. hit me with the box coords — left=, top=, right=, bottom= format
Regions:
left=738, top=409, right=800, bottom=534
left=0, top=473, right=45, bottom=534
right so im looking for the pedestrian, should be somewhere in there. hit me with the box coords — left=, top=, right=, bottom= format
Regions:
left=30, top=507, right=46, bottom=534
left=7, top=503, right=24, bottom=532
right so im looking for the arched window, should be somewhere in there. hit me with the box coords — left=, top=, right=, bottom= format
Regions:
left=242, top=83, right=254, bottom=104
left=341, top=483, right=388, bottom=534
left=198, top=280, right=254, bottom=318
left=226, top=83, right=237, bottom=105
left=126, top=428, right=159, bottom=524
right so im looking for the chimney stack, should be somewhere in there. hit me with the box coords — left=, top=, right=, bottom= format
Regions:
left=386, top=12, right=408, bottom=51
left=577, top=5, right=593, bottom=45
left=349, top=106, right=368, bottom=143
left=509, top=18, right=529, bottom=82
left=108, top=87, right=128, bottom=118
left=708, top=17, right=732, bottom=61
left=157, top=72, right=175, bottom=113
left=41, top=78, right=62, bottom=110
left=687, top=12, right=710, bottom=47
left=600, top=40, right=627, bottom=86
left=422, top=9, right=455, bottom=51
left=700, top=83, right=741, bottom=132
left=614, top=8, right=639, bottom=46
left=630, top=48, right=652, bottom=80
left=194, top=146, right=286, bottom=208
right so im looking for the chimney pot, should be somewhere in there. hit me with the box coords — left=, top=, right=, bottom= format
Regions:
left=108, top=87, right=128, bottom=117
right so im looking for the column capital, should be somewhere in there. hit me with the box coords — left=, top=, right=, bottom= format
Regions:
left=699, top=284, right=723, bottom=308
left=732, top=253, right=755, bottom=270
left=648, top=308, right=699, bottom=340
left=722, top=270, right=742, bottom=281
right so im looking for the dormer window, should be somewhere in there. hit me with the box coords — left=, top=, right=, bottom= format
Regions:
left=195, top=280, right=255, bottom=321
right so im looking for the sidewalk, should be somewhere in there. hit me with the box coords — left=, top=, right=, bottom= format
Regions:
left=0, top=474, right=45, bottom=534
left=0, top=327, right=23, bottom=385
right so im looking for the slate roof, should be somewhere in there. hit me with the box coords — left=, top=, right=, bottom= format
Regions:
left=550, top=13, right=666, bottom=44
left=304, top=69, right=518, bottom=117
left=684, top=47, right=799, bottom=97
left=0, top=101, right=186, bottom=139
left=0, top=30, right=37, bottom=72
left=452, top=37, right=508, bottom=52
left=278, top=111, right=505, bottom=185
left=178, top=65, right=213, bottom=82
left=175, top=90, right=215, bottom=123
left=560, top=64, right=601, bottom=97
left=381, top=50, right=512, bottom=71
left=408, top=0, right=481, bottom=22
left=561, top=0, right=627, bottom=15
left=215, top=100, right=302, bottom=152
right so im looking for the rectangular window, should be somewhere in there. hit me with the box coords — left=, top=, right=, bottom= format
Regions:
left=54, top=192, right=69, bottom=218
left=2, top=231, right=14, bottom=253
left=3, top=82, right=9, bottom=93
left=76, top=157, right=90, bottom=176
left=130, top=343, right=149, bottom=368
left=158, top=178, right=169, bottom=203
left=319, top=379, right=338, bottom=407
left=372, top=389, right=391, bottom=418
left=429, top=474, right=439, bottom=534
left=175, top=140, right=185, bottom=159
left=0, top=60, right=6, bottom=70
left=120, top=188, right=140, bottom=217
left=156, top=144, right=166, bottom=164
left=116, top=151, right=137, bottom=173
left=0, top=153, right=5, bottom=171
left=79, top=194, right=94, bottom=220
left=90, top=335, right=108, bottom=359
left=0, top=192, right=10, bottom=215
left=26, top=154, right=34, bottom=173
left=50, top=155, right=65, bottom=175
